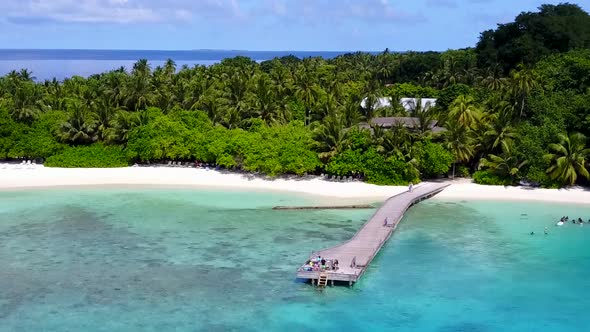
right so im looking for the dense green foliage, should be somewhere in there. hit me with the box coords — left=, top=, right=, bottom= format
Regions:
left=45, top=145, right=129, bottom=168
left=476, top=3, right=590, bottom=72
left=473, top=170, right=512, bottom=186
left=412, top=141, right=454, bottom=178
left=1, top=3, right=589, bottom=187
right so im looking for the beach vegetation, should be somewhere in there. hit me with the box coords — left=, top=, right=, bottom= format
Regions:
left=45, top=144, right=129, bottom=168
left=473, top=170, right=512, bottom=186
left=544, top=133, right=590, bottom=186
left=412, top=141, right=454, bottom=179
left=479, top=141, right=528, bottom=184
left=0, top=3, right=589, bottom=187
left=476, top=3, right=590, bottom=72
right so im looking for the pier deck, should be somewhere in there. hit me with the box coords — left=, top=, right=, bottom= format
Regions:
left=297, top=182, right=450, bottom=285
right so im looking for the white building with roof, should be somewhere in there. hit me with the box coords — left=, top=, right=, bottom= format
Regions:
left=361, top=97, right=437, bottom=112
left=360, top=97, right=392, bottom=109
left=400, top=98, right=437, bottom=112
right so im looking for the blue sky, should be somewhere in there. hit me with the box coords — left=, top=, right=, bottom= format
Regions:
left=0, top=0, right=587, bottom=51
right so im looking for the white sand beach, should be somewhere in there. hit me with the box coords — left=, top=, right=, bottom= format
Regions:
left=1, top=164, right=589, bottom=204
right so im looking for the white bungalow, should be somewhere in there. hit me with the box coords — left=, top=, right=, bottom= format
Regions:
left=399, top=98, right=437, bottom=112
left=360, top=97, right=392, bottom=109
left=361, top=97, right=437, bottom=112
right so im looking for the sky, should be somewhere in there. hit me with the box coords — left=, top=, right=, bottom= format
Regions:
left=0, top=0, right=587, bottom=51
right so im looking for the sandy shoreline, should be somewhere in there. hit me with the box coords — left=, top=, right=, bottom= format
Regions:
left=1, top=165, right=589, bottom=205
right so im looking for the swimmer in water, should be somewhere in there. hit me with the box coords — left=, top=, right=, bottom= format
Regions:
left=530, top=231, right=535, bottom=235
left=544, top=227, right=548, bottom=235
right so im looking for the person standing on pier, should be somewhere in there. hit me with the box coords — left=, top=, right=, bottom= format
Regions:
left=408, top=182, right=413, bottom=192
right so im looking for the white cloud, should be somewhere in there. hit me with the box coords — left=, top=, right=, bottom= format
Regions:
left=0, top=0, right=423, bottom=25
left=1, top=0, right=159, bottom=24
left=270, top=0, right=425, bottom=24
left=1, top=0, right=242, bottom=24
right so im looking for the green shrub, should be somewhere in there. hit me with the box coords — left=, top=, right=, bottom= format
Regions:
left=456, top=165, right=471, bottom=178
left=240, top=123, right=321, bottom=176
left=365, top=155, right=419, bottom=185
left=326, top=149, right=365, bottom=176
left=45, top=145, right=129, bottom=168
left=437, top=84, right=471, bottom=111
left=412, top=141, right=453, bottom=178
left=524, top=167, right=561, bottom=189
left=473, top=170, right=512, bottom=186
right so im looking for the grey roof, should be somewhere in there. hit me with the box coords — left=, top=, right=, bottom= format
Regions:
left=360, top=117, right=438, bottom=129
left=431, top=126, right=447, bottom=133
left=358, top=117, right=446, bottom=134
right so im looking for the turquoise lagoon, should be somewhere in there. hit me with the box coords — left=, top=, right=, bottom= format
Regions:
left=1, top=188, right=590, bottom=331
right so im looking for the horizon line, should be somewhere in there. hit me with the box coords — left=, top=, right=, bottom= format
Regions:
left=0, top=48, right=387, bottom=53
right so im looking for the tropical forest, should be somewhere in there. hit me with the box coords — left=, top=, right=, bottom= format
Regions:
left=1, top=3, right=589, bottom=188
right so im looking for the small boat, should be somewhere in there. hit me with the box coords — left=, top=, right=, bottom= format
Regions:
left=557, top=221, right=564, bottom=226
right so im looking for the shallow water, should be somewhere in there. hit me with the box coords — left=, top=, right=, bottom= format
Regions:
left=1, top=189, right=589, bottom=331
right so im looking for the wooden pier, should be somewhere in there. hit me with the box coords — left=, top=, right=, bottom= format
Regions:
left=297, top=182, right=450, bottom=286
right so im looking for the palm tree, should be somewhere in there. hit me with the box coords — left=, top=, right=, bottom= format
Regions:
left=341, top=99, right=362, bottom=128
left=479, top=64, right=506, bottom=91
left=198, top=89, right=224, bottom=126
left=269, top=63, right=293, bottom=102
left=108, top=110, right=140, bottom=144
left=294, top=70, right=320, bottom=126
left=480, top=142, right=528, bottom=183
left=163, top=59, right=176, bottom=77
left=220, top=72, right=249, bottom=125
left=421, top=70, right=441, bottom=88
left=312, top=115, right=347, bottom=160
left=8, top=82, right=45, bottom=123
left=152, top=65, right=176, bottom=112
left=181, top=71, right=212, bottom=111
left=325, top=74, right=344, bottom=101
left=449, top=95, right=481, bottom=129
left=43, top=78, right=68, bottom=111
left=480, top=100, right=517, bottom=153
left=508, top=65, right=539, bottom=119
left=360, top=79, right=381, bottom=121
left=376, top=53, right=396, bottom=84
left=403, top=98, right=435, bottom=137
left=374, top=122, right=412, bottom=160
left=544, top=133, right=590, bottom=185
left=251, top=74, right=279, bottom=124
left=101, top=70, right=127, bottom=108
left=318, top=92, right=340, bottom=119
left=18, top=69, right=35, bottom=81
left=443, top=119, right=475, bottom=177
left=92, top=97, right=116, bottom=141
left=440, top=56, right=462, bottom=88
left=59, top=99, right=98, bottom=144
left=482, top=121, right=517, bottom=153
left=125, top=59, right=154, bottom=111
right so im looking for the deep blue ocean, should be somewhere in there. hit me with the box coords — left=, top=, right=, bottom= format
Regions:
left=0, top=49, right=354, bottom=81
